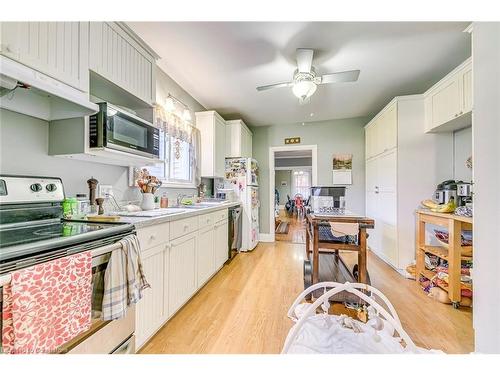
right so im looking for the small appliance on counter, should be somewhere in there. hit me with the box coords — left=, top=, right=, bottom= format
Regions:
left=457, top=181, right=473, bottom=207
left=434, top=180, right=458, bottom=205
left=434, top=180, right=473, bottom=206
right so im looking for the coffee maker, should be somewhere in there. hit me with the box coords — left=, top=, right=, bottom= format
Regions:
left=456, top=182, right=473, bottom=207
left=434, top=180, right=457, bottom=205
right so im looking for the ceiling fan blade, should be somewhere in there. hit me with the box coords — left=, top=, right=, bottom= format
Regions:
left=319, top=70, right=360, bottom=84
left=296, top=48, right=314, bottom=73
left=256, top=82, right=293, bottom=91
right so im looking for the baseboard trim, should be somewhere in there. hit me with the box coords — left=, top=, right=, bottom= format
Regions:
left=259, top=233, right=275, bottom=242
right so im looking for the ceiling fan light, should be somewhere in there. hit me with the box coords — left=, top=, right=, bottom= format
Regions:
left=292, top=80, right=317, bottom=100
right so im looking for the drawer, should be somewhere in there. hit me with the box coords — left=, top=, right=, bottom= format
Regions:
left=213, top=209, right=228, bottom=223
left=137, top=223, right=170, bottom=251
left=198, top=212, right=214, bottom=228
left=170, top=216, right=199, bottom=240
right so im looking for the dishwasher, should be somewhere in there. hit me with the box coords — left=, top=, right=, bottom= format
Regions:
left=228, top=205, right=242, bottom=261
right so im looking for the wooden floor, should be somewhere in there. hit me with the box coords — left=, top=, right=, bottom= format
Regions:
left=275, top=209, right=306, bottom=244
left=140, top=230, right=474, bottom=354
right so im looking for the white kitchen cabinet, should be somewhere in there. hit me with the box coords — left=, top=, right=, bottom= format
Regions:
left=214, top=219, right=229, bottom=270
left=168, top=232, right=197, bottom=317
left=88, top=22, right=158, bottom=105
left=0, top=22, right=89, bottom=91
left=365, top=102, right=396, bottom=160
left=424, top=58, right=472, bottom=133
left=195, top=110, right=227, bottom=178
left=365, top=96, right=453, bottom=270
left=135, top=243, right=168, bottom=349
left=225, top=119, right=253, bottom=158
left=197, top=225, right=215, bottom=288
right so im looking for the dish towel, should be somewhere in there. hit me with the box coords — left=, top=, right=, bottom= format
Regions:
left=329, top=222, right=359, bottom=237
left=2, top=252, right=92, bottom=354
left=101, top=235, right=150, bottom=321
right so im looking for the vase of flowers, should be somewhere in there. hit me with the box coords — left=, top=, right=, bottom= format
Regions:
left=135, top=168, right=162, bottom=211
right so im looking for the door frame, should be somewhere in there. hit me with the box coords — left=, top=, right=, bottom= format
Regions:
left=268, top=144, right=318, bottom=242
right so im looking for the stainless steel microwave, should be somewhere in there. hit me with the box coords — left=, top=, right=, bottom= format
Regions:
left=89, top=103, right=160, bottom=159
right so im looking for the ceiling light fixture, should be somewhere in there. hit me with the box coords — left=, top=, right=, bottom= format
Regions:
left=292, top=80, right=317, bottom=100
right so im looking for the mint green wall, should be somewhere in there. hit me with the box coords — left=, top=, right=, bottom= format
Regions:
left=252, top=117, right=369, bottom=234
left=275, top=170, right=292, bottom=205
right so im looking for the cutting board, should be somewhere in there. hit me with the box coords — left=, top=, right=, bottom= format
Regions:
left=86, top=215, right=121, bottom=222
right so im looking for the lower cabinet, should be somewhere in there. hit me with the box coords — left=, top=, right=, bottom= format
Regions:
left=135, top=209, right=229, bottom=350
left=135, top=243, right=169, bottom=348
left=214, top=219, right=229, bottom=270
left=197, top=225, right=215, bottom=288
left=168, top=232, right=197, bottom=317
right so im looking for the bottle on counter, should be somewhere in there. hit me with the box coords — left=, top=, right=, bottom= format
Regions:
left=160, top=193, right=168, bottom=208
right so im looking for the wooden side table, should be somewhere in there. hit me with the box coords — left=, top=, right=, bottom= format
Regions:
left=415, top=209, right=473, bottom=308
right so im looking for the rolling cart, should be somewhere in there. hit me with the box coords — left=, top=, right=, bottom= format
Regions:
left=304, top=211, right=375, bottom=301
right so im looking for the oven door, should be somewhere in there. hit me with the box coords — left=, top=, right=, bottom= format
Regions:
left=105, top=105, right=160, bottom=159
left=0, top=249, right=136, bottom=354
left=61, top=251, right=136, bottom=354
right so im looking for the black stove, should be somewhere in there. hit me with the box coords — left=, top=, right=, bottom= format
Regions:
left=0, top=175, right=133, bottom=271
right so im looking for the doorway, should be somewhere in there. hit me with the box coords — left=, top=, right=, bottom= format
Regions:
left=268, top=145, right=318, bottom=243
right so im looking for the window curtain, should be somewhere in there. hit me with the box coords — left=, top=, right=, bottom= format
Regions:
left=155, top=104, right=201, bottom=185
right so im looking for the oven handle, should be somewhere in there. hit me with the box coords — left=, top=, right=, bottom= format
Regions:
left=0, top=241, right=123, bottom=288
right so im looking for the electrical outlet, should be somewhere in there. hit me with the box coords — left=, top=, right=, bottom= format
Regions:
left=98, top=184, right=114, bottom=198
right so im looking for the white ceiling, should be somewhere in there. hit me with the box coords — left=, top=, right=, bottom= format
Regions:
left=128, top=22, right=471, bottom=126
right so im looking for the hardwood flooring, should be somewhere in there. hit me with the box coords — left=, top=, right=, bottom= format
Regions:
left=275, top=209, right=306, bottom=244
left=140, top=236, right=474, bottom=354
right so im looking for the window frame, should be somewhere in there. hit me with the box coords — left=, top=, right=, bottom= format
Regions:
left=130, top=131, right=197, bottom=189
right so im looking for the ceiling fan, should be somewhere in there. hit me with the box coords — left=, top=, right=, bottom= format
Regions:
left=256, top=48, right=360, bottom=104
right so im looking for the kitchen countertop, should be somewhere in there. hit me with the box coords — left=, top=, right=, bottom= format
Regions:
left=114, top=201, right=241, bottom=228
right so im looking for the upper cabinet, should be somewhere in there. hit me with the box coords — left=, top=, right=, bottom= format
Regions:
left=0, top=22, right=89, bottom=91
left=195, top=110, right=227, bottom=178
left=225, top=119, right=253, bottom=158
left=365, top=101, right=397, bottom=160
left=88, top=22, right=159, bottom=106
left=424, top=58, right=472, bottom=133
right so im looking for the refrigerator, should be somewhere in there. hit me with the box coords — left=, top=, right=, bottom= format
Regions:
left=223, top=158, right=259, bottom=251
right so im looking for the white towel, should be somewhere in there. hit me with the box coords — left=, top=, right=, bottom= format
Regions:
left=329, top=222, right=359, bottom=237
left=101, top=235, right=150, bottom=320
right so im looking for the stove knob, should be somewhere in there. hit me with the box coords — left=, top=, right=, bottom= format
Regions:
left=30, top=183, right=42, bottom=192
left=46, top=183, right=57, bottom=192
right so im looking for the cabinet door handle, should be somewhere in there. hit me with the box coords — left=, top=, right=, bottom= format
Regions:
left=150, top=234, right=156, bottom=240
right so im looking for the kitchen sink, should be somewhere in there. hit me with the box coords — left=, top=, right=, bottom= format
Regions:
left=115, top=208, right=187, bottom=217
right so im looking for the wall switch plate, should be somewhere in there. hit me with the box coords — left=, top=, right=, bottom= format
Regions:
left=98, top=184, right=114, bottom=198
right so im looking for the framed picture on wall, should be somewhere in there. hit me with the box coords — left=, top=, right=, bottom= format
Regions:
left=332, top=154, right=353, bottom=185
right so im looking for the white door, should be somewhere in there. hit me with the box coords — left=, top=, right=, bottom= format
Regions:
left=197, top=226, right=215, bottom=287
left=377, top=150, right=397, bottom=193
left=168, top=233, right=197, bottom=317
left=365, top=158, right=378, bottom=193
left=135, top=243, right=167, bottom=348
left=214, top=220, right=229, bottom=270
